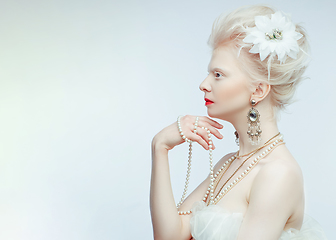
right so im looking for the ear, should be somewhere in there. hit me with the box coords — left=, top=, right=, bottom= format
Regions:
left=250, top=82, right=271, bottom=103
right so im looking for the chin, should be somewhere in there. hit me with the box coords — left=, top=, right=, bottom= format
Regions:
left=207, top=109, right=234, bottom=122
left=207, top=110, right=223, bottom=120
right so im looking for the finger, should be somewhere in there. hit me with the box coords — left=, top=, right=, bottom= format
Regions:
left=193, top=134, right=211, bottom=150
left=195, top=127, right=209, bottom=144
left=200, top=116, right=223, bottom=129
left=205, top=125, right=223, bottom=139
left=198, top=121, right=223, bottom=139
left=180, top=115, right=198, bottom=133
left=196, top=127, right=216, bottom=150
left=178, top=116, right=209, bottom=149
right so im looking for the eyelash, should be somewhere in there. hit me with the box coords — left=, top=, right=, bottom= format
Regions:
left=214, top=71, right=223, bottom=78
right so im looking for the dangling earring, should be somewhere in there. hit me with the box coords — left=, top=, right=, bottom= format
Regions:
left=247, top=99, right=262, bottom=145
left=234, top=131, right=239, bottom=146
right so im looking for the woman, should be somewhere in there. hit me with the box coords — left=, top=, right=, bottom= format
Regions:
left=150, top=5, right=327, bottom=240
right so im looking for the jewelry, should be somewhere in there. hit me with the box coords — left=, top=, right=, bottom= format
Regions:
left=208, top=151, right=256, bottom=205
left=202, top=155, right=235, bottom=203
left=204, top=132, right=281, bottom=205
left=206, top=136, right=276, bottom=206
left=176, top=115, right=282, bottom=214
left=176, top=116, right=194, bottom=209
left=207, top=158, right=234, bottom=203
left=214, top=140, right=285, bottom=204
left=204, top=136, right=284, bottom=205
left=265, top=29, right=283, bottom=40
left=194, top=117, right=199, bottom=134
left=177, top=116, right=191, bottom=144
left=234, top=131, right=239, bottom=146
left=203, top=126, right=215, bottom=205
left=243, top=11, right=303, bottom=64
left=236, top=132, right=280, bottom=159
left=247, top=99, right=262, bottom=145
left=176, top=117, right=215, bottom=215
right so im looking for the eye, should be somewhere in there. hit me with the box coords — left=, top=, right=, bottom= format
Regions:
left=214, top=71, right=223, bottom=78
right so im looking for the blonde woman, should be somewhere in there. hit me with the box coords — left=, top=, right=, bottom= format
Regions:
left=150, top=5, right=327, bottom=240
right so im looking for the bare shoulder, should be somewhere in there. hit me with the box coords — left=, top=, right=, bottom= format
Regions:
left=259, top=146, right=303, bottom=182
left=250, top=145, right=304, bottom=206
left=214, top=151, right=237, bottom=171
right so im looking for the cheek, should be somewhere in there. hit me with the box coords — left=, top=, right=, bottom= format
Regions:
left=217, top=80, right=250, bottom=105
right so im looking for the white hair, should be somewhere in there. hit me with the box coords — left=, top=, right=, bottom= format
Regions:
left=208, top=5, right=310, bottom=112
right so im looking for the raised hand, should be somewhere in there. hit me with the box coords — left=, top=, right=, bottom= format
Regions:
left=152, top=115, right=224, bottom=151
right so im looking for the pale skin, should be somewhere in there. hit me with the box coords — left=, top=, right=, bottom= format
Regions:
left=150, top=44, right=304, bottom=240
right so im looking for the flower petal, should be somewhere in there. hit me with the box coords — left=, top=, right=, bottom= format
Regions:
left=249, top=44, right=260, bottom=54
left=255, top=16, right=271, bottom=32
left=243, top=10, right=302, bottom=63
left=243, top=34, right=256, bottom=43
left=287, top=50, right=298, bottom=59
left=294, top=32, right=303, bottom=40
left=259, top=48, right=271, bottom=61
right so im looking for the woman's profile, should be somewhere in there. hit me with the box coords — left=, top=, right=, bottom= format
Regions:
left=150, top=5, right=327, bottom=240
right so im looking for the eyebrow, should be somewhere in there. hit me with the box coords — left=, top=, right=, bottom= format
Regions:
left=208, top=67, right=228, bottom=74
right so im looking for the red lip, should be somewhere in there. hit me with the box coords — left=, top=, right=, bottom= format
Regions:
left=205, top=98, right=214, bottom=106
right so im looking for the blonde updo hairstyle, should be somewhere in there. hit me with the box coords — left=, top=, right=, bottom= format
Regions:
left=208, top=5, right=310, bottom=113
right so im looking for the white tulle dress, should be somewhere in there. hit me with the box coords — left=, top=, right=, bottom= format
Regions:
left=190, top=201, right=327, bottom=240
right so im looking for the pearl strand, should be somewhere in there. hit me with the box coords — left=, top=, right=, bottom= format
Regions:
left=176, top=116, right=194, bottom=209
left=202, top=155, right=235, bottom=202
left=208, top=132, right=281, bottom=205
left=177, top=116, right=192, bottom=143
left=203, top=135, right=284, bottom=205
left=202, top=126, right=215, bottom=205
left=176, top=116, right=214, bottom=215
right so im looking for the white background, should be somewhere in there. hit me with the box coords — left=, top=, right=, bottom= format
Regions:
left=0, top=0, right=335, bottom=239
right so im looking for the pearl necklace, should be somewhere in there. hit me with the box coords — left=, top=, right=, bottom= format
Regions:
left=206, top=132, right=281, bottom=205
left=205, top=136, right=284, bottom=205
left=176, top=116, right=284, bottom=215
left=176, top=116, right=215, bottom=214
left=235, top=133, right=280, bottom=159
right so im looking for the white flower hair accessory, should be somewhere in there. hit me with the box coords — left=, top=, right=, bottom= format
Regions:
left=243, top=11, right=303, bottom=64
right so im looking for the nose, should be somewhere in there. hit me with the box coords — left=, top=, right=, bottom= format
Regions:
left=199, top=75, right=211, bottom=92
